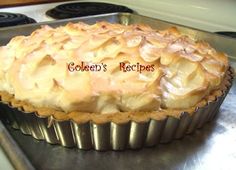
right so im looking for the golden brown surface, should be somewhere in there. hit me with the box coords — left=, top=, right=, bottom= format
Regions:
left=0, top=22, right=229, bottom=114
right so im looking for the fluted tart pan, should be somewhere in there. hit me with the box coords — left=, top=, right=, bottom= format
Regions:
left=0, top=67, right=234, bottom=151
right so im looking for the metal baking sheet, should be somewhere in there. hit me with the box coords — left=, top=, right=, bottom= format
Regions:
left=0, top=120, right=34, bottom=170
left=0, top=13, right=236, bottom=170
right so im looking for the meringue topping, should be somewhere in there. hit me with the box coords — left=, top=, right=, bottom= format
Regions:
left=0, top=22, right=228, bottom=113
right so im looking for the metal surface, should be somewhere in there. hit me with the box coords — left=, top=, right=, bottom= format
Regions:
left=0, top=120, right=34, bottom=170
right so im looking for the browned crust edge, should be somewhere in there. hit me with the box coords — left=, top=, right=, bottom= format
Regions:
left=0, top=67, right=234, bottom=124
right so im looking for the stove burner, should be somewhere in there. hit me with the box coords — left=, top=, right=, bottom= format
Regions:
left=0, top=12, right=36, bottom=28
left=46, top=2, right=133, bottom=19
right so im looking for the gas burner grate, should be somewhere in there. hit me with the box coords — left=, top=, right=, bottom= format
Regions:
left=0, top=12, right=36, bottom=28
left=46, top=2, right=133, bottom=19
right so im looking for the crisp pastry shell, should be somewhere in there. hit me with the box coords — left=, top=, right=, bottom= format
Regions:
left=0, top=67, right=234, bottom=150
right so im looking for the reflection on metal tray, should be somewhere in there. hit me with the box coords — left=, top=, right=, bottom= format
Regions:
left=0, top=13, right=236, bottom=59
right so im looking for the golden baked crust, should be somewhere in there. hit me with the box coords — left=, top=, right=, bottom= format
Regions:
left=0, top=21, right=229, bottom=115
left=0, top=67, right=233, bottom=124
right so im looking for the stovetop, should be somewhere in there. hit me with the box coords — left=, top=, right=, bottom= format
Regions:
left=1, top=0, right=236, bottom=32
left=46, top=2, right=133, bottom=19
left=0, top=12, right=36, bottom=27
left=0, top=1, right=133, bottom=28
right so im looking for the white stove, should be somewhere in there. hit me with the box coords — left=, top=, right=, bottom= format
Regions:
left=1, top=0, right=236, bottom=32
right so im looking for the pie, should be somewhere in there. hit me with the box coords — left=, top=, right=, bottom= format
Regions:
left=0, top=21, right=233, bottom=150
